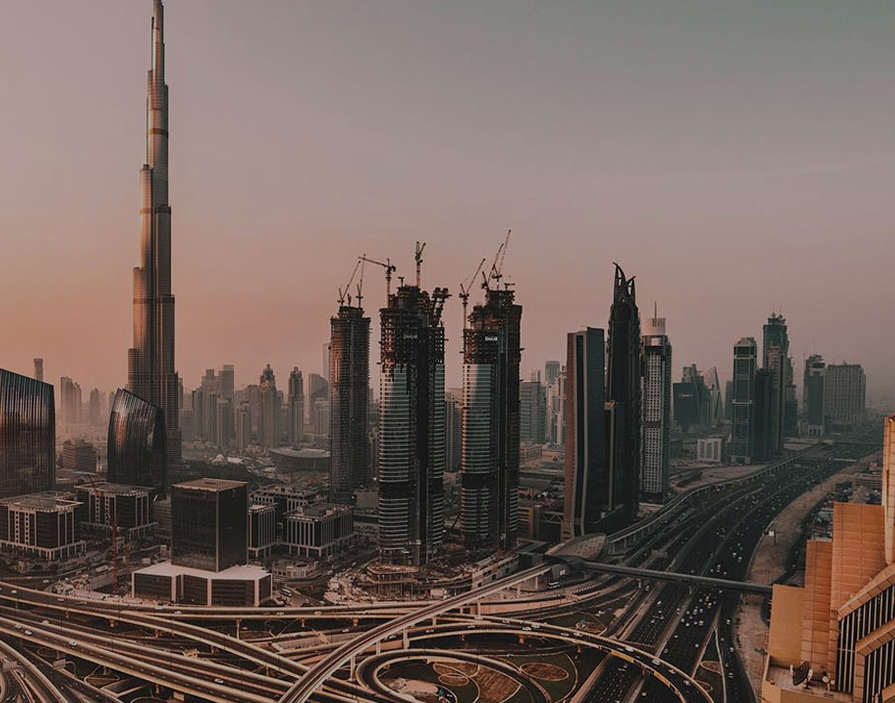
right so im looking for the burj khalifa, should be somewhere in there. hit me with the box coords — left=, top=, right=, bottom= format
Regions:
left=127, top=0, right=181, bottom=464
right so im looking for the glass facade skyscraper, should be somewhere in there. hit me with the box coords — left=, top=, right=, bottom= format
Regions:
left=127, top=0, right=181, bottom=466
left=460, top=288, right=522, bottom=550
left=171, top=478, right=247, bottom=572
left=731, top=337, right=758, bottom=463
left=0, top=368, right=55, bottom=498
left=378, top=284, right=449, bottom=565
left=561, top=328, right=606, bottom=540
left=107, top=388, right=168, bottom=498
left=606, top=264, right=641, bottom=518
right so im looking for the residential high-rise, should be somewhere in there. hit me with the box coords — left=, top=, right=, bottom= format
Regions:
left=219, top=364, right=235, bottom=401
left=520, top=373, right=546, bottom=445
left=88, top=388, right=102, bottom=427
left=60, top=377, right=82, bottom=426
left=825, top=363, right=866, bottom=431
left=107, top=388, right=167, bottom=498
left=378, top=284, right=449, bottom=565
left=0, top=369, right=55, bottom=498
left=444, top=389, right=462, bottom=473
left=306, top=374, right=329, bottom=430
left=561, top=328, right=606, bottom=540
left=547, top=366, right=566, bottom=447
left=127, top=0, right=181, bottom=466
left=606, top=264, right=641, bottom=518
left=33, top=359, right=43, bottom=383
left=287, top=368, right=304, bottom=446
left=330, top=305, right=371, bottom=502
left=258, top=365, right=279, bottom=450
left=235, top=402, right=251, bottom=453
left=640, top=313, right=672, bottom=503
left=544, top=360, right=561, bottom=390
left=803, top=354, right=826, bottom=437
left=460, top=287, right=522, bottom=551
left=731, top=337, right=758, bottom=463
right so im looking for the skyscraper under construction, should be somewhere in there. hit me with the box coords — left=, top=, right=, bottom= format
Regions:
left=460, top=287, right=522, bottom=551
left=606, top=264, right=641, bottom=518
left=127, top=0, right=181, bottom=465
left=378, top=284, right=449, bottom=565
left=330, top=304, right=371, bottom=503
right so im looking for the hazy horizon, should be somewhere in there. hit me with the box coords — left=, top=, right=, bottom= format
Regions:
left=2, top=1, right=893, bottom=405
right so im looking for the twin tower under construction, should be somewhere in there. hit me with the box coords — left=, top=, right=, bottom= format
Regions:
left=329, top=245, right=521, bottom=567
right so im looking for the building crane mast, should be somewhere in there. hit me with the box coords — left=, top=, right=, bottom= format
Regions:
left=338, top=259, right=363, bottom=307
left=359, top=255, right=397, bottom=302
left=484, top=229, right=512, bottom=291
left=415, top=241, right=427, bottom=288
left=459, top=257, right=486, bottom=328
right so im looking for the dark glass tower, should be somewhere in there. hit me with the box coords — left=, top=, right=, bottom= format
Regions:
left=330, top=305, right=371, bottom=503
left=107, top=388, right=168, bottom=498
left=561, top=328, right=606, bottom=539
left=762, top=314, right=792, bottom=455
left=378, top=284, right=449, bottom=565
left=731, top=337, right=757, bottom=463
left=127, top=0, right=181, bottom=466
left=0, top=369, right=55, bottom=498
left=460, top=288, right=522, bottom=550
left=606, top=264, right=641, bottom=518
left=171, top=478, right=247, bottom=572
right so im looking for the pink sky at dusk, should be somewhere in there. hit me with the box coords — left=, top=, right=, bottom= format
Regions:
left=1, top=1, right=893, bottom=405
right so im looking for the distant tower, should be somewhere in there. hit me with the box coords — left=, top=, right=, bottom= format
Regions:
left=287, top=368, right=304, bottom=446
left=762, top=314, right=792, bottom=454
left=561, top=328, right=606, bottom=540
left=803, top=354, right=826, bottom=437
left=606, top=264, right=641, bottom=518
left=219, top=364, right=235, bottom=401
left=127, top=0, right=181, bottom=465
left=731, top=337, right=758, bottom=463
left=33, top=359, right=44, bottom=383
left=329, top=304, right=371, bottom=502
left=460, top=287, right=522, bottom=551
left=378, top=283, right=449, bottom=565
left=640, top=311, right=672, bottom=503
left=258, top=365, right=279, bottom=450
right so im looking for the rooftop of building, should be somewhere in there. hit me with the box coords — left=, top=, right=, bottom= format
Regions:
left=269, top=447, right=330, bottom=459
left=76, top=482, right=150, bottom=497
left=764, top=663, right=850, bottom=701
left=172, top=478, right=246, bottom=492
left=134, top=560, right=270, bottom=582
left=249, top=503, right=276, bottom=514
left=286, top=503, right=352, bottom=519
left=0, top=491, right=81, bottom=512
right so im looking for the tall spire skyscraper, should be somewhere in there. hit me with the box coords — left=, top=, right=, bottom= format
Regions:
left=127, top=0, right=181, bottom=464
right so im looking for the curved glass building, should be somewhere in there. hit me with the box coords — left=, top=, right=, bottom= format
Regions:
left=107, top=388, right=167, bottom=498
left=0, top=368, right=55, bottom=498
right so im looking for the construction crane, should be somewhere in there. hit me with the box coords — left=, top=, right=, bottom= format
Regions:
left=415, top=241, right=427, bottom=288
left=431, top=286, right=451, bottom=326
left=337, top=259, right=362, bottom=307
left=486, top=228, right=512, bottom=288
left=359, top=255, right=396, bottom=301
left=459, top=257, right=486, bottom=328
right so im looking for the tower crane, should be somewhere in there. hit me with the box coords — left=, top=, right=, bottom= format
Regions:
left=484, top=229, right=512, bottom=290
left=459, top=257, right=486, bottom=328
left=359, top=255, right=396, bottom=301
left=414, top=241, right=427, bottom=288
left=337, top=259, right=362, bottom=307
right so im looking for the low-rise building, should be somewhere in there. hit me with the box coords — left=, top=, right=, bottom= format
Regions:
left=696, top=437, right=726, bottom=464
left=62, top=439, right=97, bottom=473
left=132, top=561, right=271, bottom=606
left=283, top=503, right=354, bottom=559
left=75, top=482, right=155, bottom=539
left=248, top=504, right=277, bottom=560
left=0, top=492, right=85, bottom=560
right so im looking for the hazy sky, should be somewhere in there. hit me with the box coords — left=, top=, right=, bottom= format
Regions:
left=1, top=1, right=893, bottom=404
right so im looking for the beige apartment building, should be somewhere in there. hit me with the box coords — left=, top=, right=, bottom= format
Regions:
left=762, top=414, right=895, bottom=702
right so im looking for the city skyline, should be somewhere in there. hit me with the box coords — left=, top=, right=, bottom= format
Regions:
left=2, top=1, right=894, bottom=403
